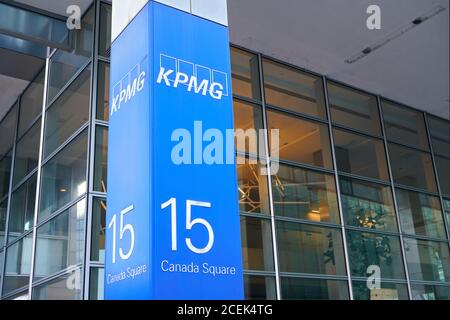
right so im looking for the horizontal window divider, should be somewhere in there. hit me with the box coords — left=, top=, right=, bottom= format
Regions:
left=32, top=263, right=83, bottom=288
left=95, top=120, right=109, bottom=127
left=409, top=280, right=450, bottom=287
left=326, top=78, right=378, bottom=99
left=0, top=194, right=8, bottom=203
left=276, top=158, right=335, bottom=175
left=337, top=171, right=391, bottom=186
left=240, top=211, right=272, bottom=220
left=260, top=53, right=323, bottom=78
left=41, top=122, right=89, bottom=166
left=1, top=285, right=30, bottom=300
left=35, top=194, right=87, bottom=228
left=350, top=276, right=408, bottom=284
left=344, top=225, right=400, bottom=237
left=4, top=228, right=34, bottom=248
left=381, top=96, right=430, bottom=117
left=230, top=43, right=261, bottom=57
left=274, top=215, right=342, bottom=229
left=11, top=168, right=38, bottom=193
left=16, top=113, right=43, bottom=142
left=232, top=94, right=263, bottom=106
left=88, top=261, right=105, bottom=268
left=242, top=270, right=276, bottom=277
left=393, top=183, right=441, bottom=198
left=0, top=146, right=14, bottom=163
left=278, top=272, right=349, bottom=281
left=90, top=191, right=107, bottom=198
left=401, top=233, right=449, bottom=243
left=46, top=60, right=92, bottom=111
left=97, top=55, right=110, bottom=63
left=331, top=123, right=384, bottom=140
left=386, top=139, right=431, bottom=154
left=265, top=104, right=329, bottom=125
left=235, top=151, right=265, bottom=161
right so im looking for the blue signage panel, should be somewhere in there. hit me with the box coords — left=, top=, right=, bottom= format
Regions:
left=105, top=1, right=243, bottom=299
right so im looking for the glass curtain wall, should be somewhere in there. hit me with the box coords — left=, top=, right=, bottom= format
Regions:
left=0, top=0, right=449, bottom=300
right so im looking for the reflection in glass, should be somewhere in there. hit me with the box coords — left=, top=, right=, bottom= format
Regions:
left=18, top=69, right=45, bottom=137
left=403, top=238, right=450, bottom=282
left=240, top=217, right=274, bottom=271
left=89, top=268, right=104, bottom=300
left=264, top=59, right=326, bottom=118
left=44, top=67, right=91, bottom=158
left=236, top=156, right=270, bottom=215
left=327, top=82, right=380, bottom=135
left=98, top=3, right=112, bottom=57
left=94, top=126, right=108, bottom=192
left=340, top=177, right=397, bottom=232
left=346, top=231, right=405, bottom=280
left=381, top=100, right=429, bottom=150
left=39, top=130, right=88, bottom=221
left=435, top=156, right=450, bottom=197
left=230, top=47, right=260, bottom=100
left=411, top=283, right=450, bottom=300
left=277, top=221, right=346, bottom=276
left=0, top=103, right=17, bottom=158
left=352, top=281, right=408, bottom=300
left=233, top=100, right=264, bottom=155
left=272, top=164, right=339, bottom=223
left=0, top=151, right=12, bottom=199
left=267, top=110, right=332, bottom=169
left=281, top=277, right=349, bottom=300
left=32, top=268, right=82, bottom=300
left=0, top=199, right=7, bottom=247
left=8, top=174, right=37, bottom=243
left=427, top=115, right=450, bottom=157
left=91, top=198, right=106, bottom=262
left=244, top=275, right=276, bottom=300
left=13, top=120, right=41, bottom=186
left=396, top=188, right=445, bottom=238
left=96, top=62, right=110, bottom=121
left=334, top=128, right=388, bottom=181
left=34, top=199, right=86, bottom=280
left=3, top=234, right=32, bottom=294
left=388, top=143, right=437, bottom=192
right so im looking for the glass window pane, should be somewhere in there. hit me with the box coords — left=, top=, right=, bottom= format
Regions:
left=281, top=277, right=349, bottom=300
left=233, top=100, right=264, bottom=155
left=0, top=103, right=18, bottom=158
left=403, top=237, right=450, bottom=282
left=18, top=69, right=45, bottom=137
left=388, top=143, right=437, bottom=193
left=13, top=120, right=40, bottom=186
left=340, top=177, right=397, bottom=232
left=346, top=231, right=405, bottom=280
left=272, top=164, right=339, bottom=223
left=91, top=198, right=106, bottom=262
left=396, top=189, right=445, bottom=239
left=277, top=221, right=346, bottom=276
left=34, top=199, right=86, bottom=280
left=411, top=283, right=450, bottom=300
left=327, top=82, right=380, bottom=135
left=240, top=216, right=274, bottom=271
left=32, top=268, right=82, bottom=300
left=0, top=250, right=3, bottom=282
left=8, top=174, right=37, bottom=243
left=381, top=100, right=429, bottom=150
left=98, top=3, right=112, bottom=57
left=352, top=280, right=408, bottom=300
left=427, top=115, right=450, bottom=157
left=96, top=62, right=110, bottom=121
left=334, top=128, right=388, bottom=181
left=435, top=156, right=450, bottom=197
left=39, top=130, right=88, bottom=221
left=44, top=67, right=91, bottom=158
left=0, top=199, right=7, bottom=247
left=89, top=268, right=104, bottom=300
left=230, top=47, right=260, bottom=100
left=94, top=126, right=108, bottom=192
left=267, top=110, right=333, bottom=169
left=444, top=198, right=450, bottom=234
left=0, top=151, right=12, bottom=199
left=3, top=234, right=32, bottom=295
left=244, top=275, right=276, bottom=300
left=264, top=59, right=326, bottom=119
left=236, top=156, right=270, bottom=215
left=47, top=8, right=93, bottom=102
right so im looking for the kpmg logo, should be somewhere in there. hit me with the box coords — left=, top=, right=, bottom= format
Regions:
left=157, top=54, right=229, bottom=100
left=110, top=56, right=148, bottom=117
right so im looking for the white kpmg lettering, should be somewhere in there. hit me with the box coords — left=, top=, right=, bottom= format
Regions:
left=110, top=70, right=146, bottom=117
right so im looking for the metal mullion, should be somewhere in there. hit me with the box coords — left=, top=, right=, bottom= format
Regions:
left=0, top=92, right=20, bottom=296
left=16, top=112, right=42, bottom=142
left=1, top=284, right=30, bottom=300
left=278, top=272, right=349, bottom=281
left=377, top=95, right=413, bottom=299
left=408, top=279, right=450, bottom=287
left=322, top=76, right=354, bottom=300
left=10, top=167, right=38, bottom=194
left=27, top=48, right=51, bottom=300
left=31, top=263, right=83, bottom=288
left=400, top=233, right=449, bottom=243
left=260, top=53, right=323, bottom=78
left=34, top=194, right=87, bottom=229
left=351, top=276, right=408, bottom=284
left=242, top=270, right=276, bottom=277
left=95, top=119, right=109, bottom=127
left=232, top=94, right=262, bottom=106
left=337, top=171, right=391, bottom=187
left=98, top=56, right=111, bottom=63
left=393, top=183, right=441, bottom=198
left=276, top=158, right=335, bottom=175
left=239, top=211, right=272, bottom=220
left=424, top=114, right=450, bottom=245
left=265, top=104, right=329, bottom=125
left=257, top=53, right=281, bottom=300
left=343, top=225, right=401, bottom=237
left=4, top=229, right=34, bottom=249
left=274, top=215, right=342, bottom=229
left=331, top=122, right=384, bottom=140
left=386, top=138, right=433, bottom=155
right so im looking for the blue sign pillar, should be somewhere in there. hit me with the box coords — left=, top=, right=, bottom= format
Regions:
left=105, top=1, right=243, bottom=299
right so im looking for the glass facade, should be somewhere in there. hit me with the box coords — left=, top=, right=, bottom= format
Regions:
left=0, top=1, right=449, bottom=300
